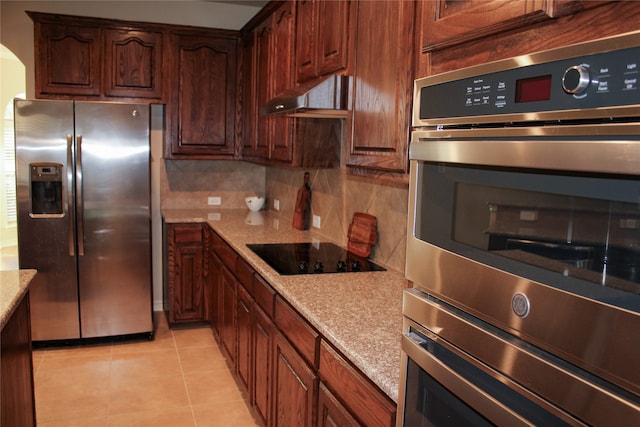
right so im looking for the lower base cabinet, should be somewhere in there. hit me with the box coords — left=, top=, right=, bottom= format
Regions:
left=317, top=382, right=360, bottom=427
left=202, top=227, right=396, bottom=427
left=163, top=222, right=206, bottom=325
left=253, top=304, right=274, bottom=427
left=273, top=331, right=318, bottom=427
left=1, top=292, right=36, bottom=427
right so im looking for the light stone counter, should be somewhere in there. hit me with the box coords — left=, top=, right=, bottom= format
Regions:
left=163, top=208, right=407, bottom=403
left=0, top=269, right=37, bottom=329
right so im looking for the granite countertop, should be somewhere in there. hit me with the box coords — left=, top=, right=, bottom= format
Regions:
left=0, top=269, right=37, bottom=330
left=163, top=208, right=407, bottom=403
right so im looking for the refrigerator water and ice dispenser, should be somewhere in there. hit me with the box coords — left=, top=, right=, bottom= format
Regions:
left=30, top=163, right=63, bottom=217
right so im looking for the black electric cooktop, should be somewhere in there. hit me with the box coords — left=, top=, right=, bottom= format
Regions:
left=246, top=242, right=386, bottom=275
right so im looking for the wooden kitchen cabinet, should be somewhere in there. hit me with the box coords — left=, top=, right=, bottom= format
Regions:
left=250, top=1, right=296, bottom=164
left=273, top=331, right=319, bottom=427
left=30, top=12, right=164, bottom=100
left=103, top=28, right=164, bottom=98
left=204, top=227, right=394, bottom=427
left=166, top=31, right=239, bottom=159
left=419, top=0, right=609, bottom=53
left=164, top=223, right=206, bottom=325
left=1, top=292, right=36, bottom=427
left=295, top=0, right=353, bottom=84
left=253, top=302, right=275, bottom=427
left=31, top=15, right=102, bottom=97
left=317, top=382, right=360, bottom=427
left=218, top=262, right=238, bottom=365
left=318, top=340, right=396, bottom=427
left=236, top=259, right=254, bottom=397
left=347, top=0, right=416, bottom=182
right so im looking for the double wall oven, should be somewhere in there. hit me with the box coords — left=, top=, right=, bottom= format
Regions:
left=398, top=32, right=640, bottom=426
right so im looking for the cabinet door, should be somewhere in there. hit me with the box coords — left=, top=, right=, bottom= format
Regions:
left=348, top=0, right=415, bottom=180
left=236, top=283, right=253, bottom=397
left=104, top=29, right=163, bottom=98
left=316, top=0, right=351, bottom=77
left=273, top=332, right=318, bottom=427
left=268, top=1, right=296, bottom=163
left=206, top=232, right=221, bottom=333
left=295, top=0, right=318, bottom=83
left=241, top=30, right=262, bottom=159
left=254, top=20, right=273, bottom=161
left=317, top=383, right=359, bottom=427
left=168, top=224, right=205, bottom=324
left=1, top=294, right=36, bottom=427
left=169, top=33, right=237, bottom=158
left=296, top=0, right=351, bottom=84
left=318, top=341, right=396, bottom=427
left=253, top=304, right=275, bottom=427
left=219, top=264, right=237, bottom=366
left=34, top=22, right=102, bottom=97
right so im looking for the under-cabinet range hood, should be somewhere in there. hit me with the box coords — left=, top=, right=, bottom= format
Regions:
left=260, top=75, right=350, bottom=118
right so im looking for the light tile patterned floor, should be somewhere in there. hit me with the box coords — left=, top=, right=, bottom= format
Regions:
left=32, top=313, right=258, bottom=427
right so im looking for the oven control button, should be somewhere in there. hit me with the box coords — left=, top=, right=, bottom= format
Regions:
left=512, top=293, right=531, bottom=318
left=562, top=65, right=591, bottom=94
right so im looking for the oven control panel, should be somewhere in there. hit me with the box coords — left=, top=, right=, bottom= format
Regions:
left=415, top=32, right=640, bottom=124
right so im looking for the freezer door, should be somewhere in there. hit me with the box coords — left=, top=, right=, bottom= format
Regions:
left=74, top=102, right=152, bottom=338
left=14, top=99, right=81, bottom=341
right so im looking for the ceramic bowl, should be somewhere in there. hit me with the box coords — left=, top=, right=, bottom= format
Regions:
left=245, top=196, right=265, bottom=212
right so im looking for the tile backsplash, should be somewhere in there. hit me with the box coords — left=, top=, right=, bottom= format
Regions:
left=161, top=159, right=408, bottom=273
left=266, top=168, right=408, bottom=273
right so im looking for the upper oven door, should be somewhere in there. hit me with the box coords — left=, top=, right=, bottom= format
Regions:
left=405, top=129, right=640, bottom=397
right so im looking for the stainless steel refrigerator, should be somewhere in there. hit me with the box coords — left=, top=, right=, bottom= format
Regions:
left=14, top=99, right=153, bottom=341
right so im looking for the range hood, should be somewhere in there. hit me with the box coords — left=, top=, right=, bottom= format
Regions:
left=260, top=75, right=350, bottom=118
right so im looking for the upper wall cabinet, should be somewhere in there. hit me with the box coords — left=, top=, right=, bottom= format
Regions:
left=295, top=0, right=353, bottom=84
left=248, top=1, right=296, bottom=165
left=29, top=12, right=164, bottom=100
left=420, top=0, right=610, bottom=53
left=347, top=0, right=415, bottom=182
left=103, top=29, right=164, bottom=98
left=166, top=31, right=238, bottom=159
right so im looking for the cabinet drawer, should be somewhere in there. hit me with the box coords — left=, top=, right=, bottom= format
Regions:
left=253, top=275, right=275, bottom=318
left=319, top=340, right=396, bottom=427
left=274, top=296, right=319, bottom=367
left=235, top=257, right=254, bottom=292
left=210, top=230, right=237, bottom=268
left=173, top=224, right=203, bottom=243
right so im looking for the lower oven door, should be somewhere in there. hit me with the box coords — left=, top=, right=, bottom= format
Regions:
left=397, top=289, right=640, bottom=427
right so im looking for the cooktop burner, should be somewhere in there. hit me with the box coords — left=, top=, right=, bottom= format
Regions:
left=246, top=242, right=386, bottom=275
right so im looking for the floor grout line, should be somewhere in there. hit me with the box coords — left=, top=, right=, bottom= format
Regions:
left=172, top=328, right=200, bottom=427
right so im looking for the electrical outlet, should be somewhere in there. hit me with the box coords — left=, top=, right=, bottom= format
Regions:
left=274, top=199, right=280, bottom=211
left=208, top=196, right=221, bottom=206
left=312, top=215, right=321, bottom=229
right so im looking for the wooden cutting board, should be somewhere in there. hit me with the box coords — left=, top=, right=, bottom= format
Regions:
left=347, top=212, right=378, bottom=257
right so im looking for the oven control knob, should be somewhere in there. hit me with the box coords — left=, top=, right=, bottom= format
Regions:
left=314, top=260, right=324, bottom=273
left=562, top=65, right=590, bottom=94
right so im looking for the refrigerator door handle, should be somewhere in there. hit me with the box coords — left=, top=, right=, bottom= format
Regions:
left=67, top=134, right=75, bottom=256
left=76, top=135, right=85, bottom=256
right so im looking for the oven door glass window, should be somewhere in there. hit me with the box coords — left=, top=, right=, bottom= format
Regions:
left=415, top=163, right=640, bottom=312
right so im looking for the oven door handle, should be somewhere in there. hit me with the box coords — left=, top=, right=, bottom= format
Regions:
left=402, top=331, right=539, bottom=427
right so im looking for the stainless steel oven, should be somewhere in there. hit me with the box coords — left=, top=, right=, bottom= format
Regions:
left=398, top=31, right=640, bottom=426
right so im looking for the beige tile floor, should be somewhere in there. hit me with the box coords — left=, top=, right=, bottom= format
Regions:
left=32, top=313, right=259, bottom=427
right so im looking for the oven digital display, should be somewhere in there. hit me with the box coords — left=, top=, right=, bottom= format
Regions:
left=515, top=75, right=552, bottom=103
